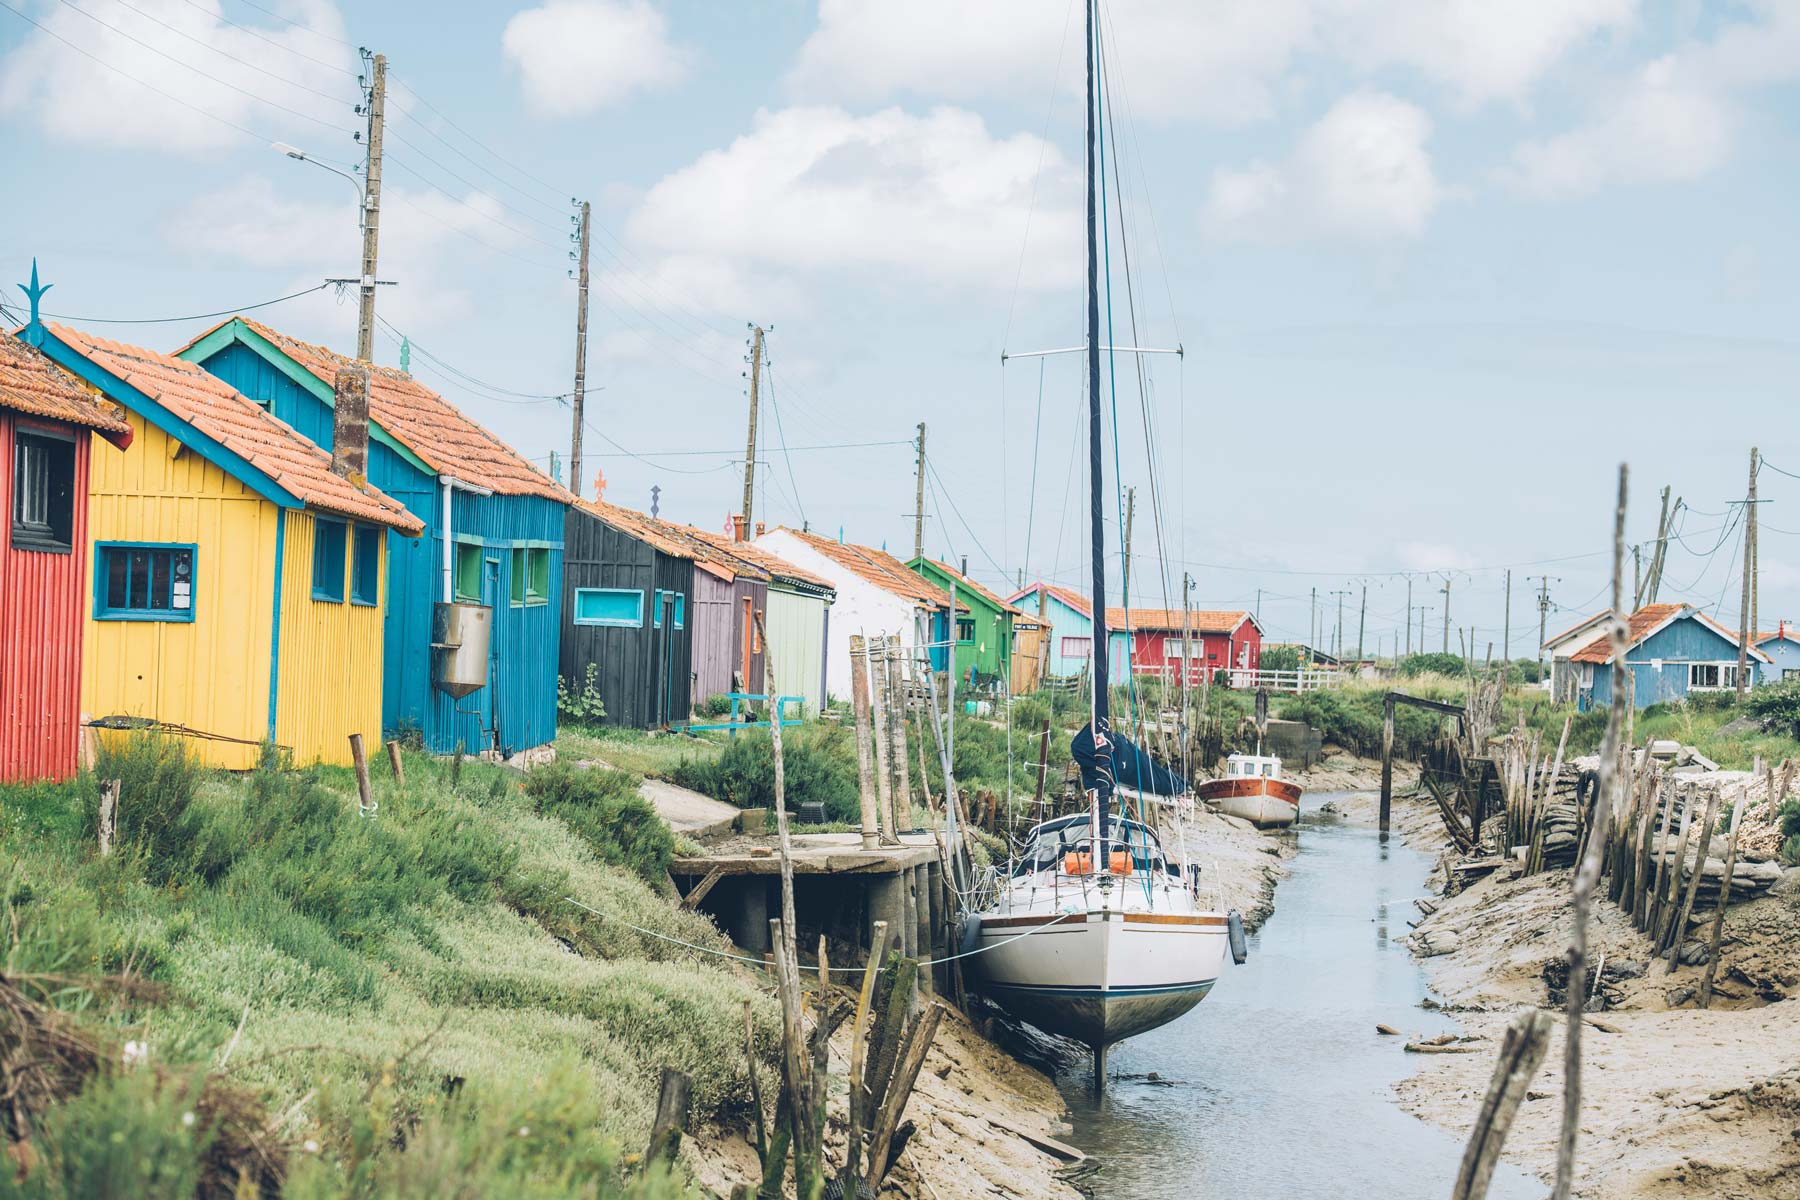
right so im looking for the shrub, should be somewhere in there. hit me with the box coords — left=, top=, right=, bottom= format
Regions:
left=1746, top=676, right=1800, bottom=738
left=86, top=732, right=206, bottom=884
left=522, top=763, right=673, bottom=883
left=12, top=1068, right=214, bottom=1200
left=556, top=663, right=607, bottom=727
left=668, top=726, right=860, bottom=823
left=697, top=693, right=734, bottom=719
left=1399, top=652, right=1467, bottom=678
left=1259, top=645, right=1300, bottom=674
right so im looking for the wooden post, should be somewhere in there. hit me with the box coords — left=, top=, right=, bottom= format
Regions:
left=1553, top=463, right=1628, bottom=1200
left=841, top=919, right=891, bottom=1193
left=864, top=1002, right=945, bottom=1194
left=348, top=733, right=376, bottom=817
left=1664, top=785, right=1721, bottom=971
left=1451, top=1009, right=1555, bottom=1200
left=741, top=999, right=768, bottom=1166
left=1033, top=718, right=1053, bottom=817
left=1651, top=785, right=1695, bottom=947
left=645, top=1066, right=692, bottom=1166
left=384, top=739, right=404, bottom=785
left=1379, top=693, right=1395, bottom=838
left=1697, top=792, right=1746, bottom=1007
left=887, top=637, right=913, bottom=832
left=96, top=778, right=119, bottom=858
left=868, top=636, right=897, bottom=844
left=849, top=636, right=880, bottom=850
left=1630, top=769, right=1666, bottom=926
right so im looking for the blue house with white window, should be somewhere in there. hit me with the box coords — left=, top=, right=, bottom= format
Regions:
left=1757, top=624, right=1800, bottom=683
left=178, top=318, right=571, bottom=758
left=1009, top=581, right=1095, bottom=678
left=1572, top=603, right=1772, bottom=710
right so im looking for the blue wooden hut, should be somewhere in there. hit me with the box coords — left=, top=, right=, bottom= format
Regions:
left=1009, top=582, right=1094, bottom=678
left=1572, top=603, right=1772, bottom=710
left=178, top=318, right=571, bottom=758
left=1756, top=624, right=1800, bottom=683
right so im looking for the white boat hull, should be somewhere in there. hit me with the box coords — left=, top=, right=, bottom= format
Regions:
left=975, top=908, right=1229, bottom=1045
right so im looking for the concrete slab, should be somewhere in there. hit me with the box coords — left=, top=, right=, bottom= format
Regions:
left=672, top=830, right=941, bottom=876
left=639, top=777, right=740, bottom=838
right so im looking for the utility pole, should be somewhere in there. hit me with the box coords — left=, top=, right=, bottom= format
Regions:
left=1330, top=589, right=1349, bottom=660
left=913, top=422, right=927, bottom=559
left=568, top=199, right=590, bottom=498
left=1503, top=568, right=1511, bottom=664
left=739, top=324, right=764, bottom=540
left=1310, top=587, right=1317, bottom=657
left=1439, top=573, right=1453, bottom=654
left=355, top=51, right=387, bottom=362
left=1418, top=605, right=1433, bottom=654
left=1122, top=487, right=1136, bottom=610
left=1355, top=582, right=1367, bottom=664
left=1737, top=446, right=1758, bottom=700
left=1531, top=575, right=1557, bottom=667
left=1255, top=587, right=1261, bottom=623
left=1644, top=487, right=1676, bottom=605
left=1405, top=576, right=1413, bottom=656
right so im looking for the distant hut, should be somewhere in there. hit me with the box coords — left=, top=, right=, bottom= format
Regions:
left=1569, top=603, right=1772, bottom=710
left=0, top=306, right=134, bottom=782
left=908, top=556, right=1027, bottom=691
left=1009, top=582, right=1095, bottom=679
left=1756, top=623, right=1800, bottom=683
left=1011, top=611, right=1051, bottom=696
left=178, top=318, right=571, bottom=759
left=1105, top=608, right=1262, bottom=685
left=681, top=529, right=837, bottom=716
left=37, top=317, right=422, bottom=769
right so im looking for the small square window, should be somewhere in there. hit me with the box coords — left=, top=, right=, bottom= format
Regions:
left=514, top=547, right=550, bottom=606
left=350, top=525, right=381, bottom=606
left=11, top=429, right=76, bottom=553
left=95, top=543, right=195, bottom=622
left=653, top=588, right=685, bottom=628
left=453, top=542, right=483, bottom=602
left=312, top=519, right=347, bottom=602
left=956, top=618, right=976, bottom=644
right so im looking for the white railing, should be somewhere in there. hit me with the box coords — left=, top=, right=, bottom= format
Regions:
left=1125, top=664, right=1343, bottom=692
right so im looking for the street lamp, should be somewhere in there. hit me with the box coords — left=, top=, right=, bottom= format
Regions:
left=272, top=141, right=365, bottom=228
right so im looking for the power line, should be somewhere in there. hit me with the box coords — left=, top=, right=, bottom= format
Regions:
left=373, top=316, right=568, bottom=403
left=177, top=0, right=357, bottom=71
left=103, top=0, right=351, bottom=105
left=0, top=281, right=331, bottom=326
left=764, top=361, right=806, bottom=528
left=926, top=458, right=1007, bottom=580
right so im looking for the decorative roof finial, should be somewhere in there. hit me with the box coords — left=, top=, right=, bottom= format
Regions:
left=650, top=484, right=661, bottom=519
left=399, top=336, right=411, bottom=374
left=18, top=259, right=52, bottom=347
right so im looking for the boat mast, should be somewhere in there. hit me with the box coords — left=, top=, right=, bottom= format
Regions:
left=1084, top=0, right=1114, bottom=838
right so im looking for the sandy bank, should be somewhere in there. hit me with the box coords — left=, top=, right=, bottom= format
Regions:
left=1385, top=794, right=1800, bottom=1197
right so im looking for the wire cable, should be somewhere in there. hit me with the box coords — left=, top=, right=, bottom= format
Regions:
left=2, top=281, right=331, bottom=326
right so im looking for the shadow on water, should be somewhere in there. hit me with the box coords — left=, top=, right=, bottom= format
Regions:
left=996, top=793, right=1541, bottom=1199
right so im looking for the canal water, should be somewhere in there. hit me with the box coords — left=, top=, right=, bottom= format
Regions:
left=1048, top=793, right=1542, bottom=1199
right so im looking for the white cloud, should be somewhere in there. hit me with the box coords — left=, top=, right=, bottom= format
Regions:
left=1204, top=91, right=1442, bottom=240
left=625, top=105, right=1081, bottom=290
left=1322, top=0, right=1636, bottom=105
left=163, top=174, right=528, bottom=330
left=0, top=0, right=355, bottom=153
left=1506, top=1, right=1800, bottom=198
left=501, top=0, right=690, bottom=118
left=788, top=0, right=1313, bottom=124
left=597, top=253, right=802, bottom=321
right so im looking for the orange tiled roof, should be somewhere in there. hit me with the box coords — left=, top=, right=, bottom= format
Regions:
left=918, top=559, right=1027, bottom=617
left=50, top=325, right=422, bottom=534
left=686, top=527, right=834, bottom=592
left=0, top=333, right=132, bottom=445
left=226, top=319, right=570, bottom=503
left=1105, top=607, right=1253, bottom=636
left=1010, top=581, right=1092, bottom=619
left=1542, top=610, right=1608, bottom=650
left=576, top=499, right=736, bottom=581
left=777, top=528, right=965, bottom=610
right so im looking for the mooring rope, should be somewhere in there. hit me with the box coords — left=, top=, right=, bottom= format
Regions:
left=562, top=896, right=1084, bottom=974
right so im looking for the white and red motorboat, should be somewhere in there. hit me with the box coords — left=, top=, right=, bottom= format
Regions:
left=1197, top=753, right=1302, bottom=829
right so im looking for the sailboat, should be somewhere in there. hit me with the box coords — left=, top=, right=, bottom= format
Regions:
left=969, top=0, right=1240, bottom=1084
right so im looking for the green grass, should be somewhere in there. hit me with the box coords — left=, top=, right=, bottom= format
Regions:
left=553, top=725, right=725, bottom=780
left=0, top=737, right=779, bottom=1198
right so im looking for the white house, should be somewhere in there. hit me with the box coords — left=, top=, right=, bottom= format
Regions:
left=756, top=527, right=960, bottom=702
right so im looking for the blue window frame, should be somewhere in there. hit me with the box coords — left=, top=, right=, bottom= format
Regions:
left=652, top=589, right=686, bottom=629
left=312, top=518, right=347, bottom=602
left=350, top=524, right=381, bottom=606
left=94, top=542, right=197, bottom=622
left=574, top=587, right=643, bottom=627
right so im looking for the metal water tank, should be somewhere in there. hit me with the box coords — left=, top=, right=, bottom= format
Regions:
left=432, top=602, right=491, bottom=698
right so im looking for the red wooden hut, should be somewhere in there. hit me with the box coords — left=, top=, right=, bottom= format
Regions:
left=1105, top=607, right=1263, bottom=685
left=0, top=324, right=133, bottom=781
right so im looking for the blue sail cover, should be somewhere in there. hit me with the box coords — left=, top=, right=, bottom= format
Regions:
left=1071, top=722, right=1188, bottom=797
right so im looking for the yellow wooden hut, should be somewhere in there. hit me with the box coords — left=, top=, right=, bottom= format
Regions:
left=37, top=324, right=423, bottom=768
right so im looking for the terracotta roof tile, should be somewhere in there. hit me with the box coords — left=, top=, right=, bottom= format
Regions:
left=49, top=325, right=422, bottom=535
left=1010, top=581, right=1092, bottom=619
left=918, top=559, right=1027, bottom=617
left=1105, top=607, right=1253, bottom=635
left=229, top=319, right=570, bottom=503
left=0, top=333, right=132, bottom=445
left=1542, top=611, right=1608, bottom=650
left=777, top=528, right=965, bottom=610
left=686, top=528, right=834, bottom=592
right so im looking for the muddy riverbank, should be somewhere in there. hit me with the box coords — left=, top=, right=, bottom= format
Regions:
left=1367, top=787, right=1800, bottom=1198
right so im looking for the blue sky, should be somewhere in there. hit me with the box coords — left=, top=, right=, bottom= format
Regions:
left=2, top=0, right=1796, bottom=654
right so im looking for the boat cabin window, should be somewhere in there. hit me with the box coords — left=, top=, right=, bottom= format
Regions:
left=1016, top=819, right=1174, bottom=877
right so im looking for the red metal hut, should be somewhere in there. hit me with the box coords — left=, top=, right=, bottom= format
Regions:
left=1, top=277, right=133, bottom=782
